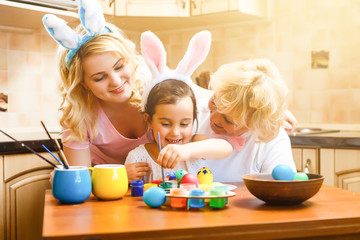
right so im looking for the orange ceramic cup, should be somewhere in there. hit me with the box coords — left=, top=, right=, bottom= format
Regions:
left=89, top=164, right=128, bottom=200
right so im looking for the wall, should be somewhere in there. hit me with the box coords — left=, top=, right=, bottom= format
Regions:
left=157, top=0, right=360, bottom=127
left=1, top=0, right=360, bottom=131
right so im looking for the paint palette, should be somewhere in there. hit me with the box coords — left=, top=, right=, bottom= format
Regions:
left=164, top=186, right=236, bottom=210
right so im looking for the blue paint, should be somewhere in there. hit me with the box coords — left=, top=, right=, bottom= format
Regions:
left=131, top=180, right=144, bottom=197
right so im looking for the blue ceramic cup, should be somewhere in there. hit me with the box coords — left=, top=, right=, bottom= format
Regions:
left=52, top=166, right=92, bottom=204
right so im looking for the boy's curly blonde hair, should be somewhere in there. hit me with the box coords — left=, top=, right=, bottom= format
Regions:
left=58, top=23, right=144, bottom=143
left=209, top=59, right=288, bottom=142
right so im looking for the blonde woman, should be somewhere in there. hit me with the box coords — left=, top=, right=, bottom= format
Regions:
left=43, top=0, right=151, bottom=181
left=196, top=59, right=297, bottom=182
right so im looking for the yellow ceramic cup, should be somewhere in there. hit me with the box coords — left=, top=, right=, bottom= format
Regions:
left=89, top=164, right=128, bottom=200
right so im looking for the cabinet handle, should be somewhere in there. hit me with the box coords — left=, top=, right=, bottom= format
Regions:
left=181, top=0, right=186, bottom=9
left=304, top=159, right=311, bottom=173
left=191, top=0, right=197, bottom=9
left=109, top=0, right=114, bottom=8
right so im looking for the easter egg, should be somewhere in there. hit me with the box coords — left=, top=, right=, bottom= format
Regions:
left=166, top=171, right=177, bottom=180
left=293, top=172, right=309, bottom=181
left=143, top=187, right=166, bottom=208
left=197, top=167, right=213, bottom=184
left=272, top=164, right=295, bottom=181
left=180, top=173, right=200, bottom=187
left=175, top=170, right=188, bottom=182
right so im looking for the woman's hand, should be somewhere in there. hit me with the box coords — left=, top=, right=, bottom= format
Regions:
left=283, top=110, right=298, bottom=133
left=125, top=162, right=151, bottom=181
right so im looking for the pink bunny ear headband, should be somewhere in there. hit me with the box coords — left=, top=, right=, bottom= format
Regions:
left=42, top=0, right=116, bottom=69
left=140, top=30, right=212, bottom=111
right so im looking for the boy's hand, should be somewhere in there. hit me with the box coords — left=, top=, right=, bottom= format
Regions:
left=157, top=144, right=190, bottom=169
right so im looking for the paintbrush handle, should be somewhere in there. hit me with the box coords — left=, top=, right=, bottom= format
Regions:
left=0, top=130, right=58, bottom=168
left=40, top=121, right=65, bottom=165
left=54, top=139, right=70, bottom=168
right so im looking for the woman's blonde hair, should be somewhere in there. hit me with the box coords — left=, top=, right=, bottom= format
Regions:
left=209, top=59, right=288, bottom=142
left=58, top=23, right=143, bottom=143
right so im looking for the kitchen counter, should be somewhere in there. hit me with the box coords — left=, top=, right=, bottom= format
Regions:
left=42, top=183, right=360, bottom=240
left=2, top=129, right=360, bottom=154
left=289, top=130, right=360, bottom=148
left=0, top=131, right=61, bottom=154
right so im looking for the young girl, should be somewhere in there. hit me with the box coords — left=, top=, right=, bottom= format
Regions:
left=124, top=30, right=232, bottom=182
left=125, top=79, right=233, bottom=182
left=43, top=0, right=151, bottom=181
left=196, top=58, right=297, bottom=182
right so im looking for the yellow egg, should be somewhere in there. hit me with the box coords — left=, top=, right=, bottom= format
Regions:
left=197, top=167, right=213, bottom=184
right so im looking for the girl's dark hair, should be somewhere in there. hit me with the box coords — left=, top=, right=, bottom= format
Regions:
left=144, top=79, right=197, bottom=124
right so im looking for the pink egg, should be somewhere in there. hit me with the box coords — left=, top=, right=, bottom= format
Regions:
left=180, top=173, right=199, bottom=187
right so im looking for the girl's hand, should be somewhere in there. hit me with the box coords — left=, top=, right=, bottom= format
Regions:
left=49, top=169, right=55, bottom=185
left=157, top=144, right=190, bottom=169
left=125, top=162, right=150, bottom=181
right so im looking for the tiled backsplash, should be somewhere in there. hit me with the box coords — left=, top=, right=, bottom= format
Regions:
left=1, top=0, right=360, bottom=132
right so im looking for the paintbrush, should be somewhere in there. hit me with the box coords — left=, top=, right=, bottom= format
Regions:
left=158, top=132, right=165, bottom=184
left=42, top=144, right=63, bottom=167
left=40, top=121, right=69, bottom=169
left=0, top=129, right=59, bottom=168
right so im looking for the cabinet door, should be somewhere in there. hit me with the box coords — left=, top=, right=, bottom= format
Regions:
left=335, top=149, right=360, bottom=192
left=116, top=0, right=190, bottom=17
left=191, top=0, right=229, bottom=16
left=320, top=148, right=360, bottom=192
left=98, top=0, right=115, bottom=15
left=229, top=0, right=267, bottom=17
left=291, top=147, right=318, bottom=174
left=3, top=153, right=53, bottom=240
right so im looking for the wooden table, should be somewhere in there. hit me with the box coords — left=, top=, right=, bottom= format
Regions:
left=42, top=183, right=360, bottom=240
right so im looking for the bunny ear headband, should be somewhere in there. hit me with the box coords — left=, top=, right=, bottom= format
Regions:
left=42, top=0, right=111, bottom=69
left=140, top=30, right=211, bottom=111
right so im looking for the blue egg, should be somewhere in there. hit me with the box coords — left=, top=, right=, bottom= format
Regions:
left=272, top=164, right=295, bottom=181
left=166, top=171, right=177, bottom=180
left=143, top=187, right=166, bottom=208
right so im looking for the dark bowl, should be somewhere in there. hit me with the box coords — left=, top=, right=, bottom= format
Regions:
left=242, top=173, right=324, bottom=205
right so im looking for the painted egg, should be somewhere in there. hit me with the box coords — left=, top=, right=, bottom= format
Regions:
left=143, top=187, right=166, bottom=208
left=197, top=167, right=213, bottom=184
left=293, top=172, right=309, bottom=181
left=272, top=164, right=295, bottom=181
left=180, top=173, right=200, bottom=187
left=165, top=171, right=177, bottom=180
left=175, top=170, right=188, bottom=183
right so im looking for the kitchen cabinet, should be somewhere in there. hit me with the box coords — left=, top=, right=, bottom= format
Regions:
left=292, top=147, right=319, bottom=174
left=114, top=0, right=189, bottom=17
left=320, top=148, right=360, bottom=192
left=98, top=0, right=115, bottom=15
left=1, top=153, right=53, bottom=240
left=192, top=0, right=267, bottom=17
left=0, top=1, right=78, bottom=30
left=105, top=0, right=267, bottom=31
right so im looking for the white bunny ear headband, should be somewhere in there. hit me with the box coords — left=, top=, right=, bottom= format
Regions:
left=42, top=0, right=111, bottom=69
left=140, top=30, right=211, bottom=111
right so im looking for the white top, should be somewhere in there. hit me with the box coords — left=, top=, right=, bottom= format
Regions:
left=125, top=144, right=204, bottom=183
left=195, top=98, right=296, bottom=183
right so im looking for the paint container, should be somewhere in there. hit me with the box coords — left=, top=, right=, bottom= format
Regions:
left=209, top=188, right=226, bottom=208
left=179, top=183, right=196, bottom=192
left=144, top=183, right=158, bottom=192
left=159, top=181, right=172, bottom=193
left=212, top=185, right=229, bottom=204
left=188, top=189, right=206, bottom=208
left=131, top=180, right=144, bottom=197
left=170, top=188, right=188, bottom=208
